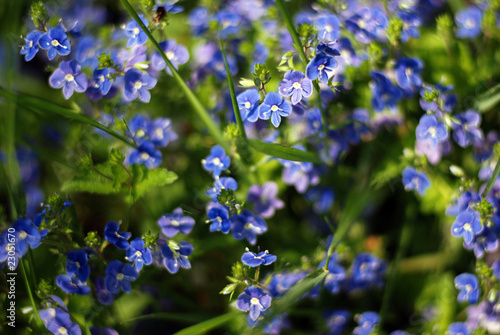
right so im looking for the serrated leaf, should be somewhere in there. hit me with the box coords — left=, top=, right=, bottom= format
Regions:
left=126, top=168, right=178, bottom=203
left=248, top=139, right=323, bottom=164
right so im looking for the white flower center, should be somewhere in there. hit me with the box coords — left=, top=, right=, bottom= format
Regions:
left=166, top=51, right=175, bottom=60
left=155, top=128, right=164, bottom=139
left=65, top=74, right=74, bottom=82
left=325, top=25, right=333, bottom=32
left=271, top=105, right=279, bottom=112
left=19, top=231, right=27, bottom=240
left=51, top=39, right=61, bottom=47
left=116, top=273, right=124, bottom=280
left=245, top=101, right=251, bottom=109
left=293, top=82, right=301, bottom=89
left=136, top=129, right=145, bottom=138
left=141, top=152, right=150, bottom=160
left=170, top=220, right=180, bottom=227
left=217, top=216, right=223, bottom=223
left=464, top=223, right=472, bottom=231
left=58, top=327, right=68, bottom=335
left=134, top=81, right=143, bottom=90
left=250, top=297, right=260, bottom=305
left=318, top=64, right=325, bottom=71
left=135, top=250, right=142, bottom=257
left=213, top=157, right=221, bottom=166
left=133, top=27, right=140, bottom=36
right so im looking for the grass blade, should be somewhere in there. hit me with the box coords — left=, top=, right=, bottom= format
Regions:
left=172, top=311, right=241, bottom=335
left=248, top=139, right=323, bottom=164
left=482, top=155, right=500, bottom=198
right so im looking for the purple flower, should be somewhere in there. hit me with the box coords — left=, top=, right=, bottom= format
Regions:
left=455, top=273, right=480, bottom=304
left=241, top=250, right=277, bottom=267
left=40, top=307, right=81, bottom=335
left=237, top=89, right=261, bottom=122
left=306, top=53, right=337, bottom=84
left=39, top=27, right=71, bottom=60
left=148, top=117, right=178, bottom=148
left=416, top=114, right=448, bottom=147
left=20, top=31, right=42, bottom=61
left=247, top=182, right=284, bottom=219
left=402, top=166, right=430, bottom=195
left=447, top=322, right=470, bottom=335
left=370, top=71, right=402, bottom=112
left=325, top=310, right=350, bottom=334
left=231, top=210, right=268, bottom=245
left=65, top=250, right=90, bottom=282
left=456, top=7, right=483, bottom=39
left=127, top=115, right=150, bottom=143
left=123, top=69, right=157, bottom=103
left=463, top=226, right=498, bottom=258
left=151, top=40, right=189, bottom=75
left=127, top=140, right=162, bottom=169
left=104, top=221, right=131, bottom=250
left=452, top=110, right=483, bottom=148
left=398, top=11, right=421, bottom=42
left=236, top=286, right=272, bottom=321
left=278, top=70, right=313, bottom=105
left=161, top=241, right=193, bottom=273
left=206, top=177, right=238, bottom=202
left=349, top=253, right=387, bottom=290
left=207, top=206, right=231, bottom=233
left=158, top=208, right=195, bottom=238
left=49, top=60, right=88, bottom=99
left=105, top=260, right=139, bottom=294
left=345, top=7, right=388, bottom=44
left=305, top=187, right=335, bottom=214
left=354, top=312, right=379, bottom=335
left=451, top=209, right=483, bottom=245
left=315, top=15, right=341, bottom=41
left=126, top=238, right=153, bottom=271
left=258, top=92, right=292, bottom=127
left=124, top=14, right=149, bottom=47
left=202, top=145, right=230, bottom=177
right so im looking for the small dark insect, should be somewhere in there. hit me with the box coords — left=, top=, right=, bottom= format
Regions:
left=152, top=6, right=166, bottom=24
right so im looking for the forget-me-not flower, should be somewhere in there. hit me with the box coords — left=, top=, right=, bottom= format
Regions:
left=49, top=60, right=88, bottom=100
left=202, top=145, right=230, bottom=177
left=39, top=27, right=71, bottom=60
left=105, top=260, right=139, bottom=294
left=402, top=166, right=430, bottom=196
left=258, top=92, right=292, bottom=127
left=20, top=31, right=42, bottom=61
left=123, top=69, right=157, bottom=103
left=161, top=241, right=193, bottom=274
left=236, top=286, right=272, bottom=321
left=126, top=238, right=153, bottom=271
left=455, top=273, right=480, bottom=304
left=157, top=208, right=195, bottom=238
left=278, top=70, right=313, bottom=105
left=241, top=250, right=277, bottom=267
left=124, top=14, right=149, bottom=47
left=451, top=209, right=483, bottom=245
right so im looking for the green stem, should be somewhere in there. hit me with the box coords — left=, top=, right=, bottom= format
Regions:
left=482, top=156, right=500, bottom=198
left=0, top=88, right=136, bottom=148
left=324, top=215, right=352, bottom=270
left=21, top=260, right=44, bottom=331
left=118, top=0, right=228, bottom=151
left=219, top=37, right=247, bottom=141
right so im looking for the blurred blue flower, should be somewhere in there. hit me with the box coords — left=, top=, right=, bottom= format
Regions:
left=207, top=206, right=231, bottom=233
left=306, top=53, right=337, bottom=84
left=354, top=312, right=379, bottom=335
left=231, top=210, right=268, bottom=245
left=349, top=253, right=387, bottom=290
left=416, top=114, right=448, bottom=147
left=206, top=177, right=238, bottom=202
left=124, top=14, right=149, bottom=47
left=236, top=286, right=272, bottom=321
left=95, top=276, right=114, bottom=305
left=325, top=310, right=350, bottom=335
left=158, top=208, right=195, bottom=238
left=398, top=10, right=421, bottom=42
left=127, top=140, right=162, bottom=169
left=370, top=71, right=402, bottom=112
left=452, top=110, right=483, bottom=148
left=247, top=182, right=284, bottom=219
left=148, top=117, right=178, bottom=148
left=40, top=307, right=81, bottom=335
left=447, top=322, right=470, bottom=335
left=49, top=60, right=88, bottom=99
left=463, top=226, right=498, bottom=258
left=56, top=274, right=91, bottom=295
left=237, top=89, right=260, bottom=122
left=105, top=260, right=139, bottom=294
left=305, top=187, right=335, bottom=214
left=455, top=7, right=483, bottom=39
left=315, top=15, right=341, bottom=41
left=395, top=58, right=423, bottom=95
left=189, top=7, right=210, bottom=36
left=151, top=40, right=189, bottom=75
left=402, top=166, right=430, bottom=195
left=65, top=250, right=90, bottom=282
left=345, top=7, right=388, bottom=44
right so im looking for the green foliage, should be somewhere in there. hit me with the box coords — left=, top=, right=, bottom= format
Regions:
left=142, top=231, right=159, bottom=249
left=84, top=231, right=101, bottom=249
left=252, top=63, right=272, bottom=89
left=30, top=1, right=48, bottom=30
left=97, top=52, right=116, bottom=69
left=248, top=139, right=323, bottom=164
left=387, top=17, right=403, bottom=45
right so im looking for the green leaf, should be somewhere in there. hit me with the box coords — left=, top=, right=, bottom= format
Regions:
left=0, top=87, right=136, bottom=148
left=261, top=268, right=328, bottom=325
left=475, top=83, right=500, bottom=112
left=248, top=139, right=323, bottom=164
left=126, top=166, right=178, bottom=203
left=172, top=311, right=241, bottom=335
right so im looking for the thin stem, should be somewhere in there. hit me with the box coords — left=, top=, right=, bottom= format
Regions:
left=482, top=156, right=500, bottom=198
left=92, top=167, right=114, bottom=181
left=21, top=260, right=44, bottom=331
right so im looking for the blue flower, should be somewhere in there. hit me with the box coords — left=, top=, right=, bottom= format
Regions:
left=0, top=218, right=41, bottom=269
left=154, top=1, right=184, bottom=15
left=20, top=31, right=42, bottom=61
left=148, top=117, right=178, bottom=148
left=446, top=191, right=480, bottom=216
left=452, top=110, right=483, bottom=148
left=231, top=210, right=268, bottom=245
left=95, top=277, right=114, bottom=305
left=344, top=108, right=371, bottom=145
left=237, top=89, right=260, bottom=122
left=65, top=250, right=90, bottom=282
left=49, top=60, right=88, bottom=100
left=258, top=92, right=292, bottom=127
left=370, top=71, right=402, bottom=112
left=324, top=260, right=346, bottom=294
left=315, top=15, right=341, bottom=41
left=419, top=84, right=457, bottom=113
left=305, top=187, right=335, bottom=214
left=395, top=58, right=423, bottom=95
left=124, top=14, right=149, bottom=47
left=349, top=253, right=387, bottom=290
left=151, top=40, right=189, bottom=75
left=214, top=9, right=242, bottom=37
left=207, top=206, right=231, bottom=233
left=105, top=260, right=139, bottom=294
left=188, top=7, right=210, bottom=36
left=463, top=226, right=499, bottom=258
left=278, top=70, right=313, bottom=105
left=202, top=145, right=230, bottom=177
left=354, top=312, right=379, bottom=335
left=126, top=238, right=153, bottom=271
left=104, top=221, right=131, bottom=250
left=247, top=182, right=284, bottom=219
left=306, top=53, right=337, bottom=84
left=123, top=69, right=157, bottom=103
left=236, top=286, right=272, bottom=321
left=56, top=274, right=91, bottom=295
left=345, top=7, right=388, bottom=44
left=398, top=10, right=421, bottom=42
left=402, top=166, right=430, bottom=195
left=161, top=241, right=193, bottom=273
left=456, top=7, right=483, bottom=39
left=39, top=307, right=81, bottom=335
left=454, top=273, right=480, bottom=304
left=241, top=250, right=277, bottom=267
left=157, top=208, right=195, bottom=238
left=127, top=140, right=162, bottom=169
left=127, top=115, right=150, bottom=143
left=206, top=177, right=238, bottom=202
left=325, top=310, right=350, bottom=335
left=39, top=27, right=71, bottom=60
left=447, top=322, right=470, bottom=335
left=90, top=68, right=113, bottom=97
left=416, top=114, right=448, bottom=147
left=267, top=271, right=306, bottom=298
left=451, top=209, right=483, bottom=245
